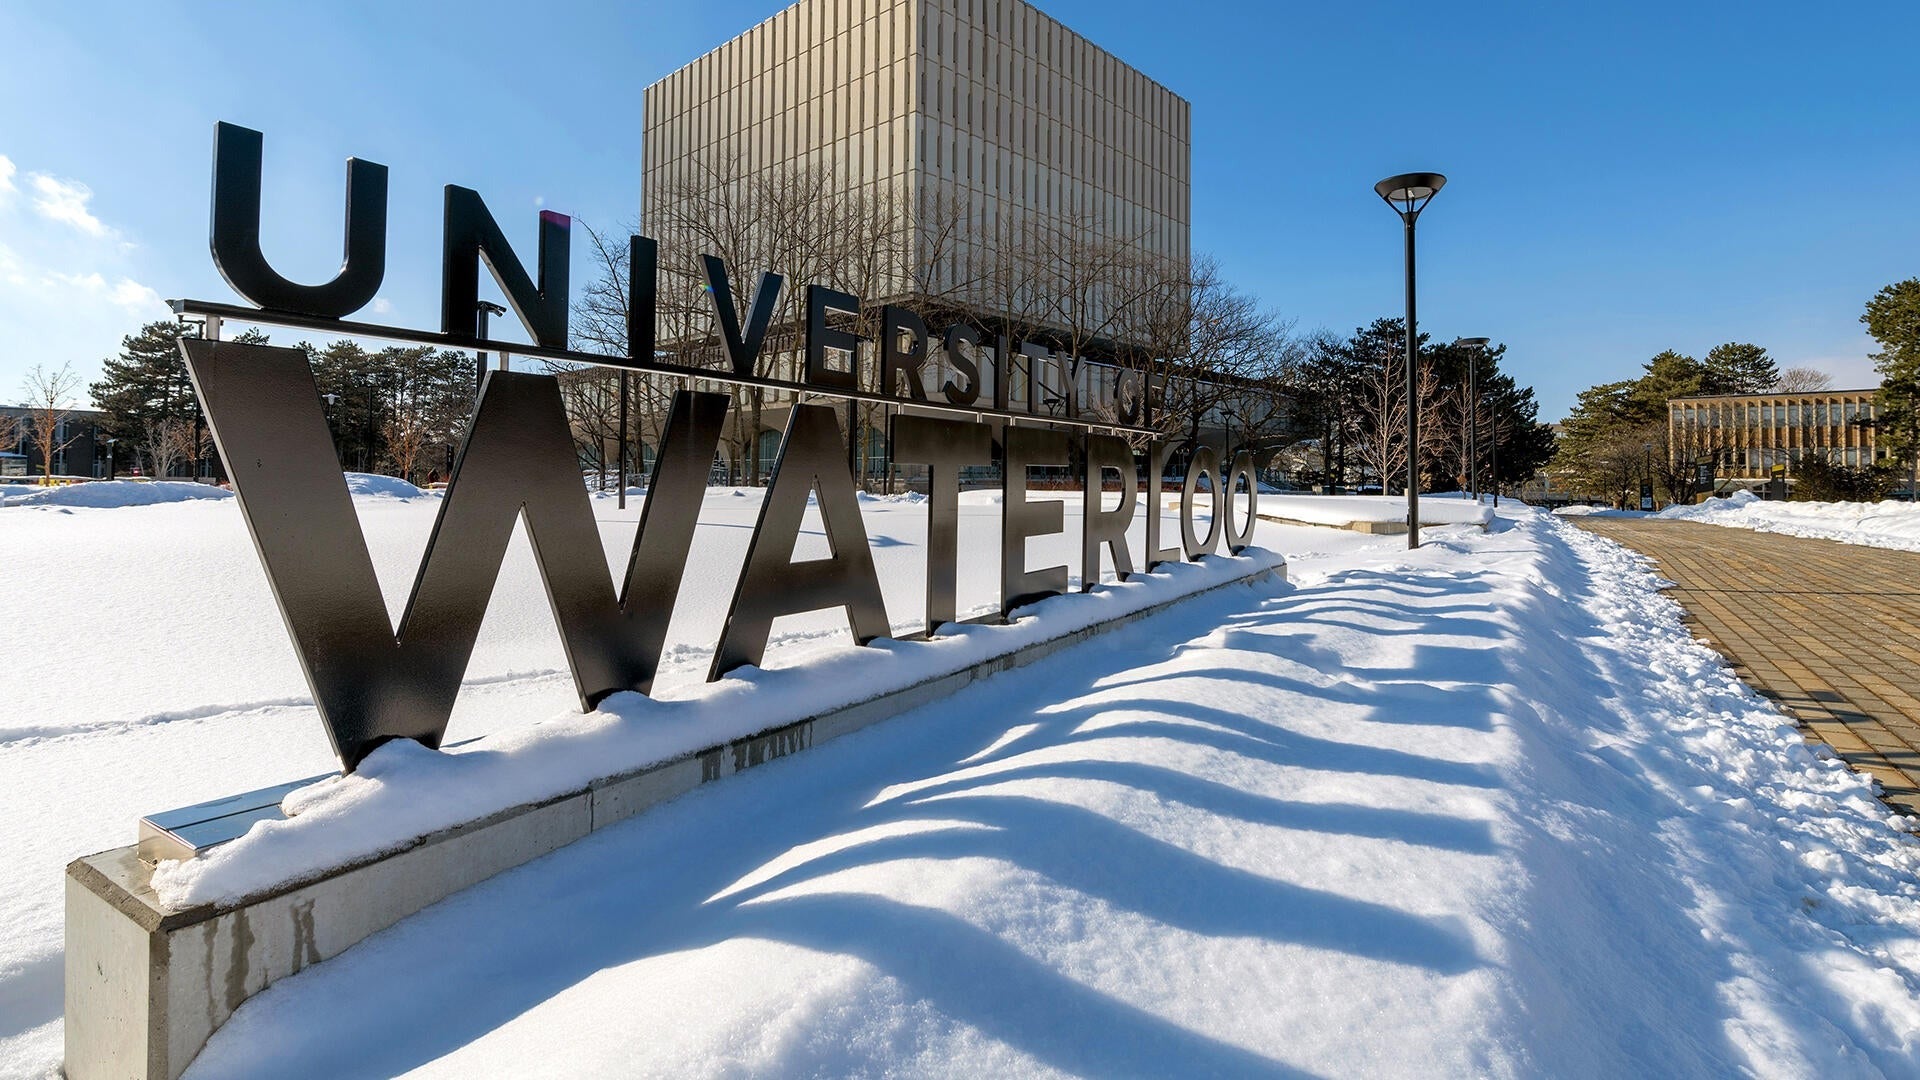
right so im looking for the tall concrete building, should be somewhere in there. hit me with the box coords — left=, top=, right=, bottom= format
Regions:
left=641, top=0, right=1191, bottom=326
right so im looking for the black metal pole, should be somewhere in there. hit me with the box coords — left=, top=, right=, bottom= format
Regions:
left=1404, top=216, right=1420, bottom=548
left=1491, top=412, right=1501, bottom=508
left=1468, top=353, right=1478, bottom=501
left=617, top=372, right=629, bottom=510
left=475, top=308, right=489, bottom=401
left=847, top=398, right=859, bottom=484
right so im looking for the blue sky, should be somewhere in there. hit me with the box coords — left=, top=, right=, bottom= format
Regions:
left=2, top=0, right=1915, bottom=420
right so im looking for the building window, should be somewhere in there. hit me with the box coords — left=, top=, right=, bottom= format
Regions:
left=755, top=429, right=781, bottom=479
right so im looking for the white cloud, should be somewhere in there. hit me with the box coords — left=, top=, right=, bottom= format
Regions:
left=108, top=278, right=165, bottom=311
left=28, top=172, right=110, bottom=237
left=0, top=155, right=159, bottom=399
left=371, top=297, right=394, bottom=315
left=43, top=270, right=166, bottom=314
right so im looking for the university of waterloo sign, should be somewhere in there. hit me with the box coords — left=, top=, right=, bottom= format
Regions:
left=181, top=123, right=1266, bottom=771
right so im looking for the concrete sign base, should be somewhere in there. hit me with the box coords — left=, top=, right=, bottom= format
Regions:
left=65, top=558, right=1284, bottom=1080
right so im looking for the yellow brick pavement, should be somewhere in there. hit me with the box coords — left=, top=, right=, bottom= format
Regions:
left=1574, top=517, right=1920, bottom=814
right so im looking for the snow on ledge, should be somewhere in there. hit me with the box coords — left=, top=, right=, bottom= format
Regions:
left=1251, top=493, right=1494, bottom=528
left=150, top=549, right=1286, bottom=910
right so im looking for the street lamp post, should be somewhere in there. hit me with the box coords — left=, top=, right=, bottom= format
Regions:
left=475, top=301, right=507, bottom=400
left=321, top=392, right=340, bottom=466
left=1375, top=172, right=1446, bottom=548
left=1643, top=441, right=1654, bottom=511
left=1490, top=411, right=1501, bottom=507
left=1455, top=337, right=1489, bottom=502
left=617, top=373, right=629, bottom=510
left=103, top=437, right=116, bottom=480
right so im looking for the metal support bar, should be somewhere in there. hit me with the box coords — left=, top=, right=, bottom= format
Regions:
left=170, top=298, right=1153, bottom=436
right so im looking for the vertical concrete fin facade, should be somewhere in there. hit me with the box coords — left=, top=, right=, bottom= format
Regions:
left=640, top=0, right=1190, bottom=317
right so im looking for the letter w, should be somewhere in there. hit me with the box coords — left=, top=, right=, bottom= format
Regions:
left=180, top=339, right=726, bottom=771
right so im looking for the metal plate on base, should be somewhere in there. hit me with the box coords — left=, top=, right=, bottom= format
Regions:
left=137, top=775, right=325, bottom=864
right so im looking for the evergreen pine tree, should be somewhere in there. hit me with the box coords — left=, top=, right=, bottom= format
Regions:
left=1701, top=342, right=1778, bottom=394
left=88, top=320, right=202, bottom=442
left=1863, top=279, right=1920, bottom=495
left=1626, top=350, right=1704, bottom=423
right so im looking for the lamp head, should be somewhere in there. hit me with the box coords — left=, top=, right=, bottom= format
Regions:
left=1375, top=172, right=1446, bottom=220
left=1454, top=336, right=1490, bottom=348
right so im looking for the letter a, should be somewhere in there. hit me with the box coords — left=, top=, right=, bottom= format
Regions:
left=709, top=404, right=890, bottom=679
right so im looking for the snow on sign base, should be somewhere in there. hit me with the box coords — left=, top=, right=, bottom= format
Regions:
left=64, top=553, right=1284, bottom=1080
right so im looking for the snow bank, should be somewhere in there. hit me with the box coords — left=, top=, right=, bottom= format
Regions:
left=1256, top=493, right=1494, bottom=528
left=150, top=551, right=1284, bottom=910
left=1655, top=488, right=1762, bottom=519
left=0, top=474, right=440, bottom=509
left=342, top=473, right=429, bottom=499
left=0, top=479, right=233, bottom=509
left=1658, top=490, right=1920, bottom=552
left=1551, top=504, right=1642, bottom=518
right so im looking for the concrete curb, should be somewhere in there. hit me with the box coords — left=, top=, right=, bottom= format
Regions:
left=65, top=556, right=1285, bottom=1080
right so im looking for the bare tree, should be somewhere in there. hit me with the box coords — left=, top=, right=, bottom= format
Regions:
left=1772, top=367, right=1834, bottom=393
left=0, top=410, right=19, bottom=465
left=20, top=363, right=82, bottom=483
left=1653, top=406, right=1741, bottom=503
left=561, top=219, right=682, bottom=486
left=1596, top=424, right=1663, bottom=508
left=140, top=416, right=205, bottom=480
left=381, top=411, right=430, bottom=485
left=378, top=347, right=471, bottom=483
left=645, top=152, right=927, bottom=486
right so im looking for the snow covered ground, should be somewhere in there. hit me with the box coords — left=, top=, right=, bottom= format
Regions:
left=0, top=480, right=1303, bottom=1076
left=4, top=487, right=1919, bottom=1077
left=1654, top=490, right=1920, bottom=553
left=178, top=504, right=1920, bottom=1079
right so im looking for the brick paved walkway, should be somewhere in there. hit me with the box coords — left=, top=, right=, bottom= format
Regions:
left=1573, top=518, right=1920, bottom=814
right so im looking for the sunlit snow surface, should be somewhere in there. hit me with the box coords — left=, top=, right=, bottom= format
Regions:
left=1558, top=489, right=1920, bottom=553
left=3, top=489, right=1919, bottom=1077
left=1657, top=489, right=1920, bottom=552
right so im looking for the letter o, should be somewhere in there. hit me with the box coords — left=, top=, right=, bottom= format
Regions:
left=1224, top=451, right=1258, bottom=553
left=1180, top=446, right=1223, bottom=559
